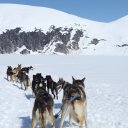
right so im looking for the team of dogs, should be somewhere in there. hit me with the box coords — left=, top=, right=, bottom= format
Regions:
left=6, top=64, right=87, bottom=128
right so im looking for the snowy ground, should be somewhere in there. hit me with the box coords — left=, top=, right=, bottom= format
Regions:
left=0, top=55, right=128, bottom=128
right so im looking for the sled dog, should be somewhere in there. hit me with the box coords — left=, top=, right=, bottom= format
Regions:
left=57, top=77, right=87, bottom=128
left=31, top=86, right=54, bottom=128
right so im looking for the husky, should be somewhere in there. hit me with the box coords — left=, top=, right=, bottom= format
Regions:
left=17, top=71, right=31, bottom=90
left=13, top=64, right=22, bottom=74
left=57, top=77, right=87, bottom=128
left=45, top=75, right=59, bottom=99
left=11, top=64, right=22, bottom=82
left=21, top=66, right=33, bottom=73
left=31, top=86, right=55, bottom=128
left=6, top=66, right=13, bottom=81
left=32, top=73, right=46, bottom=97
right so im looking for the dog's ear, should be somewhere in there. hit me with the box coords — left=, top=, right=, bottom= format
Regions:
left=82, top=77, right=86, bottom=82
left=59, top=77, right=63, bottom=80
left=33, top=75, right=35, bottom=79
left=72, top=76, right=75, bottom=83
left=61, top=77, right=64, bottom=81
left=30, top=66, right=33, bottom=69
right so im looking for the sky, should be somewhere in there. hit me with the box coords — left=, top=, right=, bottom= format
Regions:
left=0, top=0, right=128, bottom=22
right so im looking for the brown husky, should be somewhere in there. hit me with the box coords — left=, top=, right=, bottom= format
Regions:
left=57, top=77, right=87, bottom=128
left=12, top=64, right=22, bottom=82
left=31, top=86, right=55, bottom=128
left=17, top=71, right=31, bottom=90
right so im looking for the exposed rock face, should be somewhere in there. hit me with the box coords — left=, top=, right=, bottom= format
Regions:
left=71, top=30, right=83, bottom=50
left=0, top=26, right=84, bottom=54
left=116, top=44, right=128, bottom=47
left=90, top=38, right=100, bottom=45
left=54, top=43, right=69, bottom=54
left=20, top=49, right=30, bottom=54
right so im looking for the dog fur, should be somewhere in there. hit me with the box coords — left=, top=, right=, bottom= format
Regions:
left=17, top=71, right=31, bottom=90
left=31, top=86, right=55, bottom=128
left=21, top=66, right=33, bottom=73
left=11, top=64, right=22, bottom=82
left=45, top=75, right=59, bottom=99
left=32, top=73, right=46, bottom=97
left=58, top=77, right=87, bottom=128
left=6, top=66, right=13, bottom=81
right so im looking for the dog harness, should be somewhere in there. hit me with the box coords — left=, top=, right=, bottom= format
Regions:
left=54, top=84, right=81, bottom=119
left=64, top=84, right=81, bottom=101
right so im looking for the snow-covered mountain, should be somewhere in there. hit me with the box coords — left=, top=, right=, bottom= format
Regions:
left=0, top=4, right=128, bottom=55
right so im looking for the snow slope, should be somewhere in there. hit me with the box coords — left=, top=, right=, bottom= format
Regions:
left=0, top=4, right=90, bottom=32
left=0, top=55, right=128, bottom=128
left=0, top=4, right=128, bottom=55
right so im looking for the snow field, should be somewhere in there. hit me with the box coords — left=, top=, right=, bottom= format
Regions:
left=0, top=55, right=128, bottom=128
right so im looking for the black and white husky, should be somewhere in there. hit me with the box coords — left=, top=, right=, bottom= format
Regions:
left=32, top=73, right=46, bottom=97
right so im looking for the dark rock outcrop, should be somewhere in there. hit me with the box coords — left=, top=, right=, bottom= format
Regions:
left=0, top=26, right=84, bottom=54
left=116, top=44, right=128, bottom=47
left=20, top=49, right=30, bottom=54
left=90, top=38, right=100, bottom=45
left=54, top=43, right=69, bottom=54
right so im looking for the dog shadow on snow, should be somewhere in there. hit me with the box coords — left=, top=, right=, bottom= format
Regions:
left=54, top=103, right=71, bottom=127
left=18, top=116, right=62, bottom=128
left=4, top=77, right=22, bottom=90
left=54, top=103, right=61, bottom=109
left=24, top=93, right=33, bottom=100
left=12, top=84, right=22, bottom=89
left=19, top=116, right=31, bottom=128
left=55, top=117, right=69, bottom=128
left=18, top=101, right=69, bottom=127
left=4, top=77, right=8, bottom=81
left=18, top=116, right=70, bottom=128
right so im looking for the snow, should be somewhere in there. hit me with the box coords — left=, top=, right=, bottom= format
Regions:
left=0, top=3, right=90, bottom=33
left=0, top=3, right=128, bottom=128
left=15, top=45, right=28, bottom=54
left=0, top=55, right=128, bottom=128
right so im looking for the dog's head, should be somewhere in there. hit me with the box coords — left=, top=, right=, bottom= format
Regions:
left=70, top=77, right=87, bottom=104
left=29, top=66, right=34, bottom=70
left=33, top=74, right=46, bottom=86
left=57, top=78, right=65, bottom=89
left=36, top=73, right=41, bottom=77
left=45, top=75, right=52, bottom=80
left=72, top=76, right=86, bottom=88
left=17, top=64, right=22, bottom=69
left=33, top=74, right=40, bottom=84
left=35, top=85, right=47, bottom=97
left=7, top=66, right=13, bottom=70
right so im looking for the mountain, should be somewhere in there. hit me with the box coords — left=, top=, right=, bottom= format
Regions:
left=0, top=4, right=128, bottom=55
